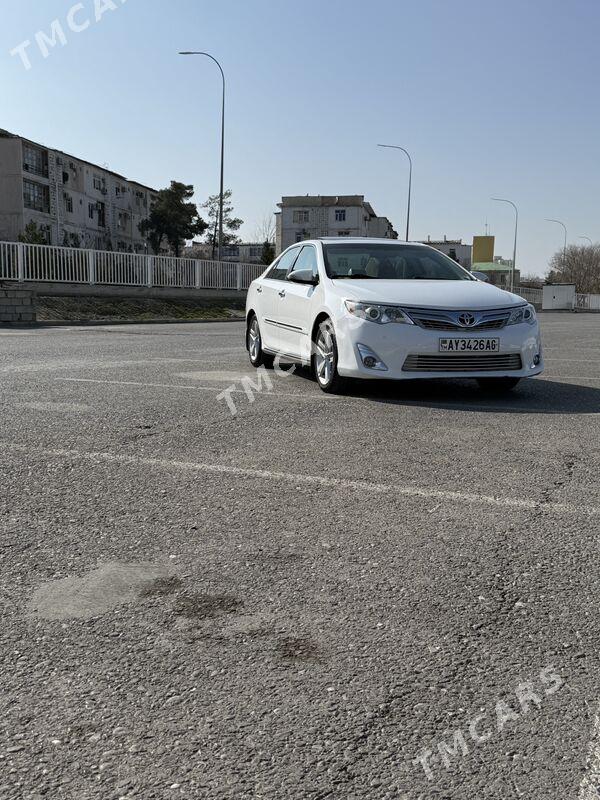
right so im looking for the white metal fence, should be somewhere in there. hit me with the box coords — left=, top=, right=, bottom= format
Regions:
left=0, top=241, right=265, bottom=290
left=513, top=286, right=543, bottom=305
left=513, top=285, right=600, bottom=311
left=3, top=242, right=600, bottom=309
left=576, top=292, right=600, bottom=311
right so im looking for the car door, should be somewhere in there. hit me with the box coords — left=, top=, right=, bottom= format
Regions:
left=276, top=244, right=320, bottom=358
left=258, top=246, right=302, bottom=353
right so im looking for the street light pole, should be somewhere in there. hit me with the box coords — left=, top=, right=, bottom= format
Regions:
left=179, top=51, right=225, bottom=262
left=579, top=236, right=592, bottom=246
left=546, top=219, right=567, bottom=267
left=377, top=144, right=412, bottom=241
left=491, top=197, right=518, bottom=292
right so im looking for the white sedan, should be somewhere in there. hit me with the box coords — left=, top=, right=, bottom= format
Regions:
left=245, top=238, right=543, bottom=394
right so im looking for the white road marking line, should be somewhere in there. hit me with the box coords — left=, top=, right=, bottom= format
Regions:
left=174, top=370, right=265, bottom=382
left=543, top=375, right=600, bottom=383
left=579, top=706, right=600, bottom=799
left=3, top=442, right=600, bottom=517
left=55, top=377, right=339, bottom=400
left=55, top=378, right=600, bottom=415
left=0, top=357, right=211, bottom=374
left=22, top=401, right=91, bottom=413
left=0, top=332, right=41, bottom=337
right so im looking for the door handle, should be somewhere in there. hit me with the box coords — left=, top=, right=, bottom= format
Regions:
left=278, top=289, right=286, bottom=297
left=256, top=286, right=262, bottom=293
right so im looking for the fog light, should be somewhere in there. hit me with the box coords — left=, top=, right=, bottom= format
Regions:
left=533, top=354, right=541, bottom=366
left=357, top=343, right=388, bottom=371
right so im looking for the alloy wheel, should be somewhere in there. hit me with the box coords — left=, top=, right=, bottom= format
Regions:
left=248, top=317, right=261, bottom=363
left=315, top=326, right=335, bottom=386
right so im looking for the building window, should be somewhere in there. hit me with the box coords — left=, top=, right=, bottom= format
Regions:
left=23, top=180, right=50, bottom=213
left=117, top=211, right=130, bottom=230
left=93, top=175, right=106, bottom=194
left=23, top=144, right=49, bottom=178
left=88, top=203, right=95, bottom=220
left=335, top=209, right=346, bottom=222
left=293, top=210, right=310, bottom=223
left=97, top=202, right=106, bottom=228
left=337, top=231, right=350, bottom=237
left=64, top=193, right=73, bottom=214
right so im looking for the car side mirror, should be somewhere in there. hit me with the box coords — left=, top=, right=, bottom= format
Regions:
left=472, top=271, right=489, bottom=282
left=288, top=269, right=318, bottom=285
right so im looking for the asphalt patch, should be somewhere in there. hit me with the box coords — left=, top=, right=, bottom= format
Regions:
left=28, top=562, right=174, bottom=620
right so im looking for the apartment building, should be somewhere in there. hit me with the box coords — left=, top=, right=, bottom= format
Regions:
left=275, top=196, right=397, bottom=253
left=184, top=242, right=267, bottom=264
left=419, top=236, right=472, bottom=269
left=0, top=129, right=159, bottom=252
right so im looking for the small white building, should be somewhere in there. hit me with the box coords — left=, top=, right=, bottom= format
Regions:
left=0, top=128, right=159, bottom=252
left=275, top=195, right=397, bottom=254
left=419, top=236, right=472, bottom=269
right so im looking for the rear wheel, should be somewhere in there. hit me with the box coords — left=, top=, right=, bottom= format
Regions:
left=312, top=319, right=346, bottom=394
left=477, top=377, right=521, bottom=392
left=247, top=315, right=273, bottom=368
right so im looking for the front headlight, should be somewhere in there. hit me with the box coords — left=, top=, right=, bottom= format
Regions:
left=344, top=300, right=414, bottom=325
left=507, top=304, right=536, bottom=326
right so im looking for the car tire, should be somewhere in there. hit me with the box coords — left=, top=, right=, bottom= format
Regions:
left=312, top=319, right=346, bottom=394
left=247, top=314, right=274, bottom=368
left=476, top=377, right=521, bottom=392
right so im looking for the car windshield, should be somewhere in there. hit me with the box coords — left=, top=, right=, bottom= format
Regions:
left=322, top=243, right=474, bottom=281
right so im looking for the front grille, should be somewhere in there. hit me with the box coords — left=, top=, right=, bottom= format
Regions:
left=406, top=308, right=511, bottom=331
left=402, top=354, right=523, bottom=372
left=416, top=317, right=507, bottom=331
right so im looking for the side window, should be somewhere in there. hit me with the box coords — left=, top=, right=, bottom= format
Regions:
left=266, top=247, right=300, bottom=280
left=289, top=245, right=319, bottom=280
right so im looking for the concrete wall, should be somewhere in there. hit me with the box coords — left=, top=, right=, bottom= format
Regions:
left=10, top=281, right=246, bottom=302
left=0, top=286, right=36, bottom=325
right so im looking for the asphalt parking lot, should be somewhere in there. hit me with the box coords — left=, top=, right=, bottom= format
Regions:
left=1, top=311, right=600, bottom=800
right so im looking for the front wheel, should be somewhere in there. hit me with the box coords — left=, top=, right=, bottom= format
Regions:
left=312, top=319, right=346, bottom=394
left=247, top=315, right=273, bottom=368
left=477, top=377, right=521, bottom=392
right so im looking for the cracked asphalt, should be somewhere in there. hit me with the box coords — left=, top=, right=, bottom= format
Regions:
left=1, top=312, right=599, bottom=800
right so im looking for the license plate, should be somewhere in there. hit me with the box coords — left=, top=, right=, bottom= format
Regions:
left=439, top=338, right=500, bottom=352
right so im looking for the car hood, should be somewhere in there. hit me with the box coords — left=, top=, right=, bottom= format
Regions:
left=329, top=279, right=525, bottom=310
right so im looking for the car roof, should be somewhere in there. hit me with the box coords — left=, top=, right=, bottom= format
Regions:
left=313, top=238, right=428, bottom=246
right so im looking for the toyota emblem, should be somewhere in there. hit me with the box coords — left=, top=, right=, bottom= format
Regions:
left=458, top=312, right=476, bottom=327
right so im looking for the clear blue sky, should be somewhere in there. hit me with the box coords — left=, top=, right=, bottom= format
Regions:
left=1, top=0, right=599, bottom=275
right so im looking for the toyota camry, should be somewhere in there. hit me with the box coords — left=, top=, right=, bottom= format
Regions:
left=245, top=238, right=543, bottom=394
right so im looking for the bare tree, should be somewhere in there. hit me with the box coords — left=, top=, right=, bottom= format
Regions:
left=520, top=273, right=544, bottom=289
left=546, top=244, right=600, bottom=294
left=252, top=212, right=276, bottom=244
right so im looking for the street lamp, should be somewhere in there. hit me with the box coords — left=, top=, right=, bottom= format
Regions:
left=579, top=236, right=593, bottom=246
left=491, top=197, right=518, bottom=292
left=545, top=219, right=567, bottom=266
left=179, top=51, right=225, bottom=262
left=377, top=144, right=413, bottom=241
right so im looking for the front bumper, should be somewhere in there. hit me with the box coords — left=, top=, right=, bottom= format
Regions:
left=334, top=316, right=544, bottom=380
